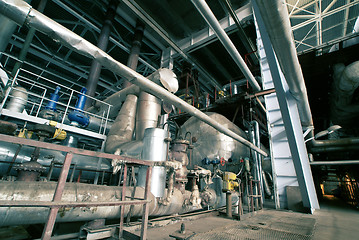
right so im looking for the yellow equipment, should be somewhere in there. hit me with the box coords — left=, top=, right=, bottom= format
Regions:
left=223, top=172, right=239, bottom=192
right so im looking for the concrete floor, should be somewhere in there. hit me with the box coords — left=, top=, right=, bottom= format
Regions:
left=127, top=196, right=359, bottom=240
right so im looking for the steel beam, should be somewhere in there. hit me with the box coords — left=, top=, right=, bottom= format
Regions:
left=253, top=0, right=319, bottom=212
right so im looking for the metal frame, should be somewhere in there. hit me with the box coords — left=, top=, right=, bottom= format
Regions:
left=287, top=0, right=359, bottom=52
left=254, top=0, right=319, bottom=212
left=0, top=133, right=154, bottom=240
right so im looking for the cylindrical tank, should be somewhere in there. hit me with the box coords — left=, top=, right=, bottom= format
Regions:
left=180, top=112, right=249, bottom=171
left=5, top=86, right=28, bottom=113
left=135, top=92, right=161, bottom=140
left=137, top=128, right=168, bottom=197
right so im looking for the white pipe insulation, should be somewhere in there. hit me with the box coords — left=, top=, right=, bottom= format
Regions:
left=253, top=0, right=313, bottom=129
left=0, top=0, right=267, bottom=156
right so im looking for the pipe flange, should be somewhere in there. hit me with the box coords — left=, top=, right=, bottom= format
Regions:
left=15, top=161, right=46, bottom=172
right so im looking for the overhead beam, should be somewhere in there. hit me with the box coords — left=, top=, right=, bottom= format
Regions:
left=121, top=0, right=223, bottom=91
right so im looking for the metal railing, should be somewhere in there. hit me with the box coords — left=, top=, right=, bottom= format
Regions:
left=0, top=52, right=113, bottom=138
left=0, top=133, right=154, bottom=240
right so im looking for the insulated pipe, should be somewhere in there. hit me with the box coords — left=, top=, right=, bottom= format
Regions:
left=85, top=0, right=118, bottom=108
left=191, top=0, right=261, bottom=91
left=0, top=0, right=267, bottom=157
left=105, top=94, right=137, bottom=153
left=310, top=160, right=359, bottom=165
left=253, top=0, right=313, bottom=128
left=0, top=182, right=156, bottom=227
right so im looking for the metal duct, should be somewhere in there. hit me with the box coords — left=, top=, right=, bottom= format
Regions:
left=253, top=0, right=313, bottom=128
left=180, top=112, right=250, bottom=170
left=0, top=182, right=156, bottom=227
left=0, top=0, right=267, bottom=157
left=138, top=128, right=168, bottom=197
left=135, top=92, right=161, bottom=140
left=191, top=0, right=261, bottom=91
left=0, top=142, right=111, bottom=180
left=330, top=61, right=359, bottom=126
left=5, top=86, right=28, bottom=113
left=105, top=94, right=137, bottom=153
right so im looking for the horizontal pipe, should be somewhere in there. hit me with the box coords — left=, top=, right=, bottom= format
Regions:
left=191, top=0, right=261, bottom=91
left=0, top=182, right=156, bottom=227
left=0, top=0, right=267, bottom=157
left=310, top=160, right=359, bottom=165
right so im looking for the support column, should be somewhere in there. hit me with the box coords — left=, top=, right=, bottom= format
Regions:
left=11, top=0, right=48, bottom=76
left=253, top=0, right=319, bottom=212
left=85, top=0, right=118, bottom=108
left=123, top=20, right=145, bottom=88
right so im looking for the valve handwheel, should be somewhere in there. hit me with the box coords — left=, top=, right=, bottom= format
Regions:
left=220, top=157, right=225, bottom=166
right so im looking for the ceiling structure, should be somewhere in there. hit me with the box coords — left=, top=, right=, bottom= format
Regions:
left=1, top=0, right=359, bottom=104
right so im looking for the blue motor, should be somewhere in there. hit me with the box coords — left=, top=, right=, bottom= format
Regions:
left=45, top=86, right=61, bottom=111
left=68, top=87, right=90, bottom=127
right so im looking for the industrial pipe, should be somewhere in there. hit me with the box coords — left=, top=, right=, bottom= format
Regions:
left=310, top=160, right=359, bottom=165
left=253, top=0, right=313, bottom=128
left=85, top=0, right=118, bottom=108
left=0, top=182, right=156, bottom=227
left=0, top=0, right=267, bottom=157
left=191, top=0, right=261, bottom=91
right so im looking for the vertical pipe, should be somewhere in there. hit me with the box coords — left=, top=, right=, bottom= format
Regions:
left=226, top=192, right=232, bottom=218
left=41, top=152, right=73, bottom=240
left=119, top=164, right=127, bottom=238
left=11, top=0, right=48, bottom=76
left=85, top=0, right=118, bottom=108
left=123, top=20, right=145, bottom=88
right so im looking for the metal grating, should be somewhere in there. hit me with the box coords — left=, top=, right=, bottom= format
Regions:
left=189, top=214, right=316, bottom=240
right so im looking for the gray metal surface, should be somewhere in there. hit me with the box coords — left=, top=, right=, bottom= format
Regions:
left=189, top=212, right=316, bottom=240
left=138, top=128, right=168, bottom=197
left=0, top=0, right=267, bottom=156
left=135, top=92, right=161, bottom=140
left=180, top=112, right=249, bottom=171
left=5, top=86, right=28, bottom=113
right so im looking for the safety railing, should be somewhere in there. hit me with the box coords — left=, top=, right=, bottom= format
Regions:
left=0, top=133, right=154, bottom=240
left=0, top=52, right=113, bottom=139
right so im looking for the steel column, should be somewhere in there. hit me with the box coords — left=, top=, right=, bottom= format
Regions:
left=85, top=0, right=118, bottom=107
left=253, top=0, right=319, bottom=212
left=41, top=152, right=73, bottom=240
left=123, top=20, right=145, bottom=88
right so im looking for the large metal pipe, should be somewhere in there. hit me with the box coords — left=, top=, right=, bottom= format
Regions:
left=191, top=0, right=261, bottom=91
left=0, top=0, right=267, bottom=157
left=0, top=182, right=156, bottom=227
left=310, top=160, right=359, bottom=165
left=0, top=141, right=111, bottom=180
left=254, top=0, right=313, bottom=128
left=85, top=0, right=118, bottom=107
